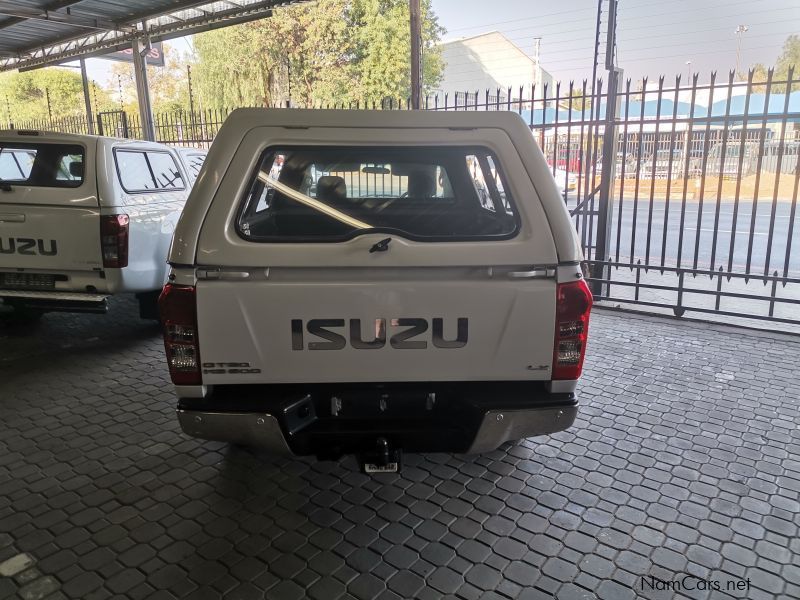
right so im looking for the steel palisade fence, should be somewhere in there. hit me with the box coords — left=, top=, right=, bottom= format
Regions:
left=5, top=69, right=800, bottom=328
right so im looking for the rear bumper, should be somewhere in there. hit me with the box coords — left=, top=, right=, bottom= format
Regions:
left=175, top=381, right=578, bottom=458
left=0, top=290, right=109, bottom=313
left=466, top=405, right=576, bottom=453
left=177, top=410, right=293, bottom=455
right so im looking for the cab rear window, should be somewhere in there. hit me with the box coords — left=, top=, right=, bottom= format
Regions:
left=114, top=149, right=185, bottom=193
left=236, top=146, right=519, bottom=242
left=0, top=143, right=84, bottom=188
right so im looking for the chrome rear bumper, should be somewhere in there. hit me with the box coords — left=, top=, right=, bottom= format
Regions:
left=466, top=405, right=577, bottom=454
left=176, top=410, right=292, bottom=455
left=177, top=402, right=577, bottom=457
left=0, top=290, right=108, bottom=302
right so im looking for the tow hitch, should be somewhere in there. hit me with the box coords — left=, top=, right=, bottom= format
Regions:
left=359, top=437, right=402, bottom=474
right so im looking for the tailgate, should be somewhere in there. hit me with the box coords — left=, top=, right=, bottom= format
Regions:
left=0, top=138, right=101, bottom=272
left=0, top=203, right=102, bottom=271
left=196, top=268, right=556, bottom=384
left=191, top=127, right=561, bottom=386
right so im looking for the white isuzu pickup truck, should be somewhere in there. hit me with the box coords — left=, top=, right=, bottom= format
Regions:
left=160, top=109, right=592, bottom=471
left=0, top=130, right=204, bottom=320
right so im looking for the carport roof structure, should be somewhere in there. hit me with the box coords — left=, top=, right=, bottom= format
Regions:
left=0, top=0, right=302, bottom=72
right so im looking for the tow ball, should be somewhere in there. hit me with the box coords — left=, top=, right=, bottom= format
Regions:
left=359, top=437, right=402, bottom=474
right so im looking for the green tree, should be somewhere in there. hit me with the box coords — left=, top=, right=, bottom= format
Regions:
left=745, top=34, right=800, bottom=91
left=192, top=0, right=444, bottom=109
left=562, top=88, right=591, bottom=111
left=0, top=68, right=112, bottom=126
left=107, top=42, right=193, bottom=113
left=192, top=23, right=282, bottom=109
left=350, top=0, right=444, bottom=106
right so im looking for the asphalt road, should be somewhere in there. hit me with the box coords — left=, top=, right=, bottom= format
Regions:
left=569, top=198, right=799, bottom=275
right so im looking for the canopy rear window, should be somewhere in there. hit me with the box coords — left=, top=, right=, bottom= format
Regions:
left=236, top=146, right=519, bottom=242
left=0, top=143, right=84, bottom=188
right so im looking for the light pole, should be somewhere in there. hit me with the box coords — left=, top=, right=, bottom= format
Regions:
left=685, top=60, right=692, bottom=83
left=735, top=24, right=748, bottom=75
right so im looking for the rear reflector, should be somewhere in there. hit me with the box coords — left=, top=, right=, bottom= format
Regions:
left=159, top=284, right=201, bottom=385
left=100, top=214, right=129, bottom=268
left=552, top=279, right=593, bottom=380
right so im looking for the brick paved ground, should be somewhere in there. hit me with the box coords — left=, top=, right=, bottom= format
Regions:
left=1, top=298, right=799, bottom=600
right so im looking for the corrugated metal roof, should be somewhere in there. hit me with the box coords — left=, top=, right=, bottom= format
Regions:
left=0, top=1, right=300, bottom=71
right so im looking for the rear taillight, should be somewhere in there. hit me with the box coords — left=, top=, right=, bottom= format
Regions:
left=552, top=279, right=593, bottom=380
left=159, top=284, right=201, bottom=385
left=100, top=214, right=129, bottom=268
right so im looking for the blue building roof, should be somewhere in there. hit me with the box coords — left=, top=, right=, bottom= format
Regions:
left=518, top=91, right=800, bottom=125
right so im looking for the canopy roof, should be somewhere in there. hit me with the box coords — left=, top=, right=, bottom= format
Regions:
left=0, top=0, right=298, bottom=71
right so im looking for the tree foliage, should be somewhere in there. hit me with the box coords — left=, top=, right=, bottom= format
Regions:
left=745, top=34, right=800, bottom=92
left=564, top=88, right=591, bottom=111
left=193, top=0, right=444, bottom=109
left=0, top=68, right=113, bottom=125
left=108, top=42, right=193, bottom=113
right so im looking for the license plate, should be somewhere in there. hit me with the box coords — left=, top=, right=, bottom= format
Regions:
left=363, top=462, right=399, bottom=474
left=1, top=273, right=56, bottom=290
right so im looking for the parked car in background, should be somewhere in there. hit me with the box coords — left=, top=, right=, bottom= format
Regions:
left=159, top=108, right=592, bottom=472
left=175, top=146, right=208, bottom=185
left=759, top=140, right=799, bottom=175
left=0, top=130, right=195, bottom=321
left=640, top=149, right=685, bottom=179
left=552, top=167, right=577, bottom=195
left=698, top=142, right=757, bottom=178
left=595, top=152, right=637, bottom=178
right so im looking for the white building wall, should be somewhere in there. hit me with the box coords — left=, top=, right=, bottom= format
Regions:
left=435, top=32, right=554, bottom=105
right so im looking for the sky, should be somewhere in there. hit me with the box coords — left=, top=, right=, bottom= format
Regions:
left=80, top=0, right=799, bottom=90
left=432, top=0, right=799, bottom=84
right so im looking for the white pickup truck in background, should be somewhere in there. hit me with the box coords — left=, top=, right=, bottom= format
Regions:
left=160, top=109, right=592, bottom=471
left=0, top=131, right=206, bottom=320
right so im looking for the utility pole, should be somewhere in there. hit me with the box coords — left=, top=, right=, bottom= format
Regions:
left=187, top=65, right=195, bottom=116
left=584, top=0, right=604, bottom=217
left=187, top=64, right=197, bottom=140
left=286, top=56, right=291, bottom=107
left=409, top=0, right=422, bottom=109
left=45, top=88, right=53, bottom=126
left=734, top=25, right=748, bottom=75
left=533, top=37, right=542, bottom=99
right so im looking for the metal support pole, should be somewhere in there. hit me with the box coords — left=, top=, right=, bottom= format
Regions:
left=79, top=59, right=95, bottom=135
left=409, top=0, right=422, bottom=109
left=590, top=0, right=620, bottom=296
left=592, top=68, right=622, bottom=296
left=132, top=34, right=156, bottom=141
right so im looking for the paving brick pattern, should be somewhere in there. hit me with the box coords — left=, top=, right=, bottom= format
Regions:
left=1, top=299, right=799, bottom=599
